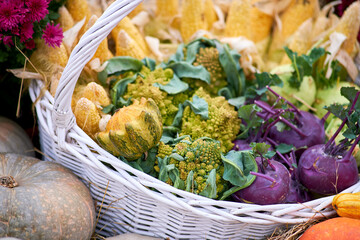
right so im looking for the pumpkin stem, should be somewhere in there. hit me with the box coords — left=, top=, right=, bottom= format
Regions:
left=0, top=176, right=18, bottom=188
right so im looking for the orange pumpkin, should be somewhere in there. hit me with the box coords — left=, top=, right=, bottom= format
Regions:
left=300, top=217, right=360, bottom=240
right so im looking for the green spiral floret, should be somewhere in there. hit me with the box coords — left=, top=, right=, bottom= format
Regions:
left=124, top=66, right=186, bottom=126
left=155, top=137, right=226, bottom=198
left=181, top=88, right=241, bottom=152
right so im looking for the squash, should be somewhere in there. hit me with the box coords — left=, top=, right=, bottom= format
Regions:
left=96, top=97, right=163, bottom=160
left=0, top=117, right=34, bottom=157
left=299, top=217, right=360, bottom=240
left=332, top=192, right=360, bottom=219
left=0, top=153, right=96, bottom=239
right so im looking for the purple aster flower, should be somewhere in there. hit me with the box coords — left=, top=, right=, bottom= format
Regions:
left=42, top=22, right=63, bottom=48
left=20, top=21, right=34, bottom=42
left=0, top=0, right=27, bottom=31
left=25, top=39, right=36, bottom=50
left=2, top=35, right=14, bottom=47
left=24, top=0, right=49, bottom=22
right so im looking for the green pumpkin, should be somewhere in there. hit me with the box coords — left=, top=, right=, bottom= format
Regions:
left=0, top=153, right=96, bottom=240
left=96, top=97, right=163, bottom=160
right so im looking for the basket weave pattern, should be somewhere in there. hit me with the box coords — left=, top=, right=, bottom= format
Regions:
left=29, top=0, right=360, bottom=239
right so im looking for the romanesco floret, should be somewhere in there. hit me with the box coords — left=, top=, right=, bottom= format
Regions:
left=123, top=66, right=186, bottom=126
left=155, top=137, right=227, bottom=199
left=190, top=47, right=228, bottom=96
left=180, top=88, right=241, bottom=152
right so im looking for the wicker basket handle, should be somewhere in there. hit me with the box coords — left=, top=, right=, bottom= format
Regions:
left=52, top=0, right=143, bottom=148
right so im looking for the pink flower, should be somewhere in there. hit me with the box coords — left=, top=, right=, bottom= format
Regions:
left=0, top=0, right=27, bottom=31
left=25, top=39, right=36, bottom=50
left=24, top=0, right=49, bottom=22
left=42, top=23, right=63, bottom=48
left=20, top=21, right=34, bottom=42
left=2, top=35, right=14, bottom=47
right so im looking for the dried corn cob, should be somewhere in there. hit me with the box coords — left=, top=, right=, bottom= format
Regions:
left=74, top=97, right=101, bottom=139
left=29, top=41, right=68, bottom=77
left=111, top=16, right=150, bottom=55
left=224, top=0, right=252, bottom=39
left=280, top=19, right=313, bottom=64
left=128, top=2, right=144, bottom=18
left=332, top=2, right=360, bottom=55
left=180, top=0, right=206, bottom=42
left=268, top=0, right=319, bottom=62
left=116, top=30, right=147, bottom=59
left=204, top=0, right=218, bottom=30
left=250, top=0, right=274, bottom=43
left=84, top=15, right=113, bottom=63
left=156, top=0, right=179, bottom=21
left=57, top=6, right=75, bottom=32
left=65, top=0, right=92, bottom=22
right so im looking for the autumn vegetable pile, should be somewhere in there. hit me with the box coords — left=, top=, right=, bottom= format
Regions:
left=11, top=0, right=360, bottom=205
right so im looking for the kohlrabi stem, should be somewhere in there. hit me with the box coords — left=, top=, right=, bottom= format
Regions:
left=279, top=117, right=307, bottom=138
left=343, top=133, right=360, bottom=161
left=276, top=151, right=292, bottom=168
left=262, top=117, right=281, bottom=139
left=267, top=159, right=276, bottom=171
left=254, top=100, right=276, bottom=115
left=321, top=111, right=331, bottom=125
left=326, top=91, right=360, bottom=148
left=250, top=171, right=276, bottom=183
left=266, top=86, right=301, bottom=115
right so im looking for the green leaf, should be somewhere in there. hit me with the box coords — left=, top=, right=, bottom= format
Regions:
left=160, top=126, right=180, bottom=144
left=98, top=57, right=143, bottom=84
left=110, top=74, right=137, bottom=106
left=183, top=95, right=209, bottom=120
left=102, top=104, right=114, bottom=114
left=276, top=143, right=295, bottom=154
left=169, top=153, right=185, bottom=161
left=186, top=170, right=195, bottom=192
left=185, top=38, right=217, bottom=63
left=168, top=43, right=185, bottom=63
left=250, top=142, right=272, bottom=156
left=228, top=96, right=246, bottom=109
left=153, top=74, right=189, bottom=94
left=142, top=57, right=157, bottom=71
left=166, top=62, right=211, bottom=84
left=236, top=104, right=263, bottom=139
left=199, top=169, right=217, bottom=199
left=158, top=157, right=170, bottom=182
left=221, top=150, right=257, bottom=187
left=217, top=42, right=245, bottom=97
left=171, top=103, right=184, bottom=128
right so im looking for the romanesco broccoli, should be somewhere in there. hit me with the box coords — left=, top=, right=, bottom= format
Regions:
left=123, top=66, right=188, bottom=126
left=189, top=47, right=228, bottom=96
left=155, top=137, right=227, bottom=199
left=181, top=88, right=241, bottom=152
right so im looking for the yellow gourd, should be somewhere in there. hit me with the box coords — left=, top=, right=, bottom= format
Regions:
left=332, top=192, right=360, bottom=219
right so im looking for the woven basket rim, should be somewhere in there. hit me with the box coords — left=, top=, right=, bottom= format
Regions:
left=28, top=0, right=360, bottom=227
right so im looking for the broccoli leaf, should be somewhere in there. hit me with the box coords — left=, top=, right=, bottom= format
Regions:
left=153, top=74, right=189, bottom=95
left=166, top=62, right=211, bottom=84
left=142, top=57, right=157, bottom=71
left=199, top=169, right=218, bottom=199
left=160, top=126, right=180, bottom=144
left=167, top=43, right=185, bottom=63
left=221, top=150, right=257, bottom=188
left=185, top=170, right=195, bottom=192
left=183, top=95, right=209, bottom=120
left=110, top=74, right=138, bottom=107
left=228, top=96, right=246, bottom=109
left=98, top=56, right=143, bottom=85
left=217, top=42, right=245, bottom=98
left=185, top=37, right=217, bottom=64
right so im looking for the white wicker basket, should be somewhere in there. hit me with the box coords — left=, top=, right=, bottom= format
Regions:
left=29, top=0, right=360, bottom=239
